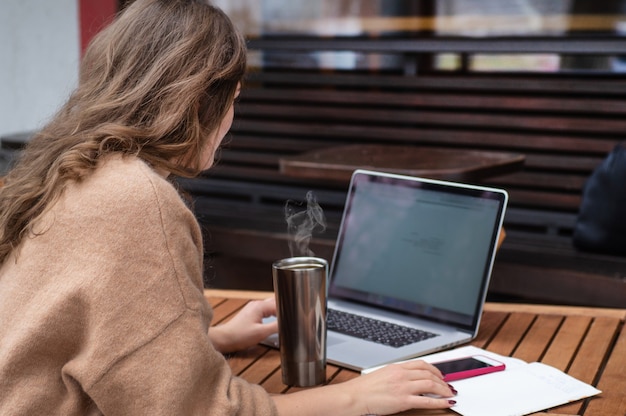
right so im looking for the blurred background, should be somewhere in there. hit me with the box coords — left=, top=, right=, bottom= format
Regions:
left=2, top=0, right=626, bottom=139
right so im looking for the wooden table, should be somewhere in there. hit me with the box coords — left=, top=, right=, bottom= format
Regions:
left=279, top=144, right=525, bottom=184
left=205, top=289, right=625, bottom=416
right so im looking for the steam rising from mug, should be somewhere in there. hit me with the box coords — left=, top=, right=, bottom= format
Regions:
left=285, top=191, right=326, bottom=257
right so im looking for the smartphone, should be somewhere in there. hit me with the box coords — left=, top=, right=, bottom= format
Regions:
left=432, top=355, right=505, bottom=382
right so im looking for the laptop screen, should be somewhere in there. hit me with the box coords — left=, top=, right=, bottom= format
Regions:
left=328, top=170, right=508, bottom=331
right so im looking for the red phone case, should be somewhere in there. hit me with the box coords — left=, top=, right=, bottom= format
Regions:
left=434, top=355, right=506, bottom=382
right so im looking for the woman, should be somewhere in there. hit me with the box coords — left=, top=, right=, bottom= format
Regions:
left=0, top=1, right=456, bottom=414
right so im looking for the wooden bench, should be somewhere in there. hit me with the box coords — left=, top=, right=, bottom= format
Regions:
left=176, top=36, right=626, bottom=308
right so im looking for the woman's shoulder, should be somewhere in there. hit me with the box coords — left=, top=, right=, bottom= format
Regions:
left=90, top=155, right=177, bottom=201
left=70, top=155, right=186, bottom=215
left=54, top=154, right=199, bottom=239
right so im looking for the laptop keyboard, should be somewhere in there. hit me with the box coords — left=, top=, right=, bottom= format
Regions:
left=327, top=308, right=439, bottom=348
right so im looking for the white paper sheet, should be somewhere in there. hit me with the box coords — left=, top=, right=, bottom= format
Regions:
left=361, top=346, right=601, bottom=416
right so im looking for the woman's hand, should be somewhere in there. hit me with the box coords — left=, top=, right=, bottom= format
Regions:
left=209, top=297, right=277, bottom=353
left=346, top=360, right=457, bottom=414
left=272, top=359, right=456, bottom=416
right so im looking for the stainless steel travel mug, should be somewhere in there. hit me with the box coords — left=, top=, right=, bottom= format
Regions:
left=272, top=256, right=328, bottom=387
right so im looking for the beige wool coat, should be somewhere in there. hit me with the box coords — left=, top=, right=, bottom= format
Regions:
left=0, top=155, right=278, bottom=416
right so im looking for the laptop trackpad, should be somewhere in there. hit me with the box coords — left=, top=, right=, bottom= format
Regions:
left=327, top=334, right=348, bottom=347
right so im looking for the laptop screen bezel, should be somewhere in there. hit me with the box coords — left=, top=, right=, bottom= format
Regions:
left=327, top=169, right=508, bottom=332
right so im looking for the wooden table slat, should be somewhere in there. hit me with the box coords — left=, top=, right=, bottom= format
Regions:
left=238, top=348, right=282, bottom=385
left=584, top=325, right=626, bottom=415
left=210, top=298, right=249, bottom=324
left=541, top=316, right=593, bottom=371
left=225, top=344, right=269, bottom=376
left=326, top=367, right=359, bottom=386
left=567, top=318, right=621, bottom=383
left=259, top=367, right=290, bottom=395
left=513, top=314, right=563, bottom=363
left=486, top=312, right=536, bottom=357
left=205, top=296, right=226, bottom=308
left=556, top=317, right=622, bottom=415
left=483, top=302, right=626, bottom=320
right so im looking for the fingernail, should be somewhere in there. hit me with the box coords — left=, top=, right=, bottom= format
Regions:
left=448, top=400, right=457, bottom=405
left=448, top=384, right=458, bottom=395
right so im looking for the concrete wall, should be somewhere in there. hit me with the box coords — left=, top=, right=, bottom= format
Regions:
left=0, top=0, right=79, bottom=137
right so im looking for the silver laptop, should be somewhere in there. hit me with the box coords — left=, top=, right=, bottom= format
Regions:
left=264, top=169, right=508, bottom=371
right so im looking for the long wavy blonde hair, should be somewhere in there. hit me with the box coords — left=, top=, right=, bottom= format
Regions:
left=0, top=0, right=246, bottom=263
